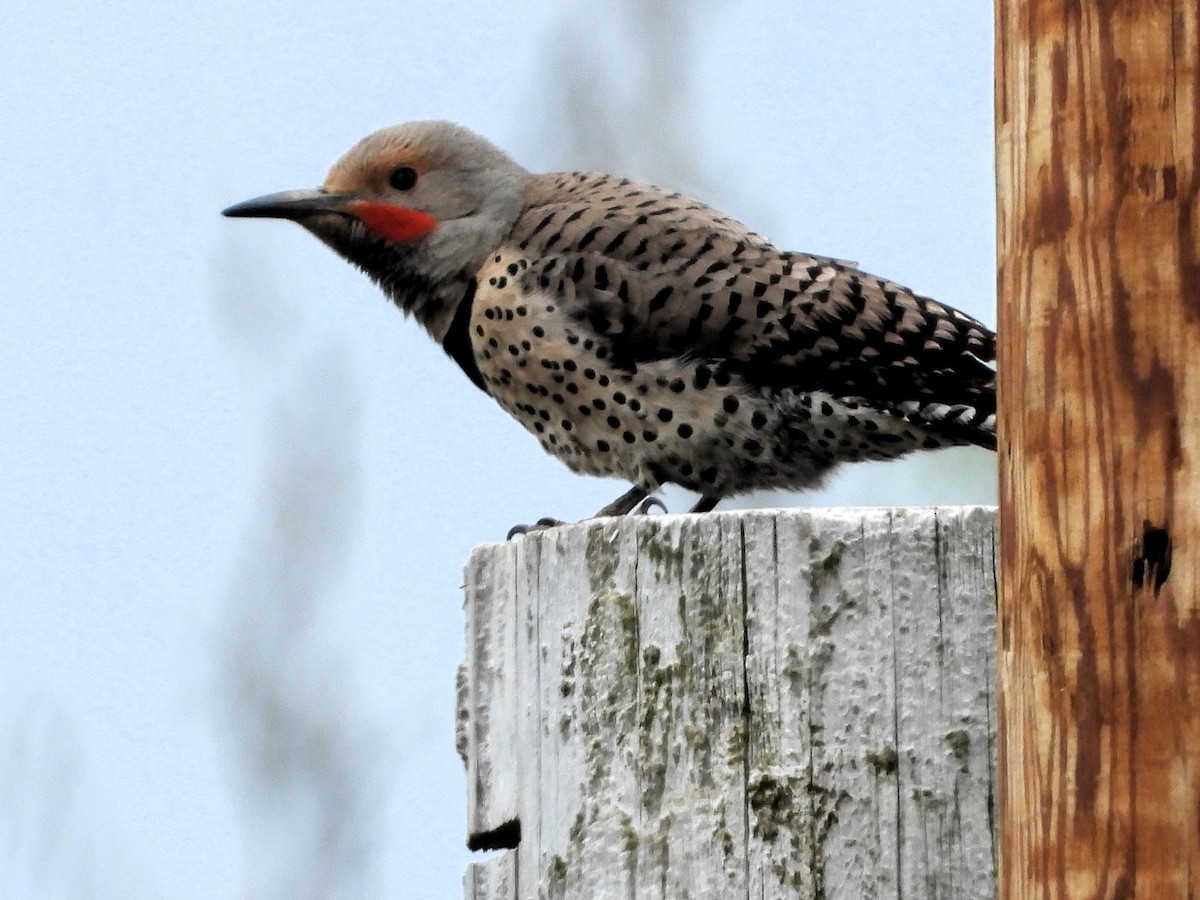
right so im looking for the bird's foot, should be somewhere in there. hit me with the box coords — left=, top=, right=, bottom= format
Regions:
left=592, top=485, right=650, bottom=519
left=506, top=517, right=566, bottom=540
left=508, top=486, right=674, bottom=540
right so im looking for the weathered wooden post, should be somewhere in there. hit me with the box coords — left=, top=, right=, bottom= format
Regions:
left=460, top=507, right=997, bottom=898
left=996, top=1, right=1200, bottom=895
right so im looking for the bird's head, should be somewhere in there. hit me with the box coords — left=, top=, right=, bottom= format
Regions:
left=223, top=120, right=532, bottom=321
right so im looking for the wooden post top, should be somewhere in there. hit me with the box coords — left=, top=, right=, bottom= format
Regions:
left=460, top=507, right=998, bottom=899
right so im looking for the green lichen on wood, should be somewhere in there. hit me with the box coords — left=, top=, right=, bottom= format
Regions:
left=866, top=745, right=899, bottom=775
left=618, top=811, right=638, bottom=854
left=640, top=528, right=685, bottom=576
left=710, top=797, right=736, bottom=860
left=574, top=582, right=639, bottom=791
left=747, top=766, right=850, bottom=894
left=747, top=771, right=801, bottom=843
left=945, top=728, right=971, bottom=761
left=584, top=526, right=619, bottom=588
left=809, top=537, right=846, bottom=581
left=635, top=637, right=684, bottom=818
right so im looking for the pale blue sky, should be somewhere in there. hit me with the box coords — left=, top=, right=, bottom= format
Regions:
left=1, top=2, right=994, bottom=896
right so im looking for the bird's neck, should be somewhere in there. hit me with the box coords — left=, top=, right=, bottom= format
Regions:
left=377, top=266, right=471, bottom=344
left=319, top=228, right=472, bottom=343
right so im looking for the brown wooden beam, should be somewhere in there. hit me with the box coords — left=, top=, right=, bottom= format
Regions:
left=996, top=1, right=1200, bottom=895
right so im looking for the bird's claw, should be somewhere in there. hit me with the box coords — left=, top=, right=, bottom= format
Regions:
left=506, top=517, right=566, bottom=540
left=635, top=497, right=668, bottom=516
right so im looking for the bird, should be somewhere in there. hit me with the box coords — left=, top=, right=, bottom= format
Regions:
left=223, top=121, right=995, bottom=528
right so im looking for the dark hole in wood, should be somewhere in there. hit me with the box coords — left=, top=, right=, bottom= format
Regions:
left=468, top=818, right=521, bottom=852
left=1132, top=522, right=1172, bottom=594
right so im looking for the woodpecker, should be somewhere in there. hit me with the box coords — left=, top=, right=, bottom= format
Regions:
left=224, top=121, right=995, bottom=522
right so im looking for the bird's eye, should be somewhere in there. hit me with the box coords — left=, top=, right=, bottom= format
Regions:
left=388, top=166, right=418, bottom=191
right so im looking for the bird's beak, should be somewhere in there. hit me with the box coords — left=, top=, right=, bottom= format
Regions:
left=222, top=189, right=355, bottom=221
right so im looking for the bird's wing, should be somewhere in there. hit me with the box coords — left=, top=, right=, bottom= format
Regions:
left=513, top=173, right=996, bottom=446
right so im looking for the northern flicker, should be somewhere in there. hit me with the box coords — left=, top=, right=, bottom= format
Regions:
left=224, top=121, right=995, bottom=524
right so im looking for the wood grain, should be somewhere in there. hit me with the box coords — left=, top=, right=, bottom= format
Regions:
left=996, top=1, right=1200, bottom=895
left=460, top=508, right=997, bottom=899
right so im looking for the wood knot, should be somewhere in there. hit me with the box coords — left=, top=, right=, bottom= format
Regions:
left=1135, top=164, right=1177, bottom=201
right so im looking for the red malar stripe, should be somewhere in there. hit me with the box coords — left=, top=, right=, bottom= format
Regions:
left=350, top=200, right=438, bottom=242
